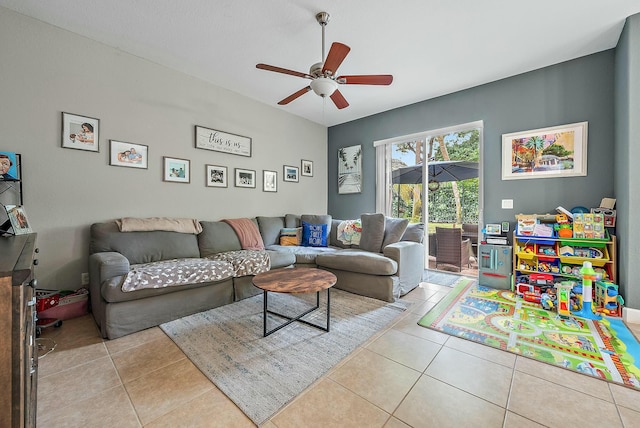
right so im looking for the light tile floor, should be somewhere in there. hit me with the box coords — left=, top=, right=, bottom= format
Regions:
left=36, top=282, right=640, bottom=427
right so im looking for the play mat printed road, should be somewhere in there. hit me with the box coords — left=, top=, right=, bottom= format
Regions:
left=419, top=280, right=640, bottom=390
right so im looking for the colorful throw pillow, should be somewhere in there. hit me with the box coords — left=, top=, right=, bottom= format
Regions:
left=279, top=227, right=302, bottom=246
left=301, top=221, right=328, bottom=247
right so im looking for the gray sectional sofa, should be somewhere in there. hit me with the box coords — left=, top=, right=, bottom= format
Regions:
left=89, top=213, right=424, bottom=339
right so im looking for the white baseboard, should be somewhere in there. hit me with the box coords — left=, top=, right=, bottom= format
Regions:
left=623, top=307, right=640, bottom=324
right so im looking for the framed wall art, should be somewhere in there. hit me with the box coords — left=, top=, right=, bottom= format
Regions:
left=235, top=168, right=256, bottom=188
left=109, top=140, right=148, bottom=169
left=206, top=164, right=228, bottom=188
left=338, top=145, right=362, bottom=194
left=163, top=156, right=190, bottom=183
left=195, top=125, right=252, bottom=157
left=61, top=112, right=100, bottom=152
left=283, top=165, right=299, bottom=182
left=0, top=151, right=20, bottom=180
left=263, top=170, right=277, bottom=192
left=301, top=159, right=313, bottom=177
left=502, top=121, right=588, bottom=180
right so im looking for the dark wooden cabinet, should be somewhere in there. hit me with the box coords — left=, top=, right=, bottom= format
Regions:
left=0, top=234, right=37, bottom=428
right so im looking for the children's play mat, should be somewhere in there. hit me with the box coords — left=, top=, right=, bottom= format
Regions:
left=419, top=279, right=640, bottom=390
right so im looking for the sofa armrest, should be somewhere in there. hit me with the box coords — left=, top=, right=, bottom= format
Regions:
left=383, top=241, right=425, bottom=297
left=89, top=252, right=130, bottom=284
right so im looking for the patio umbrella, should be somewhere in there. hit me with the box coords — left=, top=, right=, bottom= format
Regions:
left=392, top=160, right=479, bottom=184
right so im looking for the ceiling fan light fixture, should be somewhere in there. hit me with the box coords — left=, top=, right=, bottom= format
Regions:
left=310, top=77, right=338, bottom=97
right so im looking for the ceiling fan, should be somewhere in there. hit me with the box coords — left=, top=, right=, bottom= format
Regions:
left=256, top=12, right=393, bottom=110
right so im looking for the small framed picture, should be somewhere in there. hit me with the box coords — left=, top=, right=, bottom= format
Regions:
left=301, top=159, right=313, bottom=177
left=109, top=140, right=148, bottom=169
left=263, top=170, right=277, bottom=192
left=6, top=205, right=32, bottom=235
left=61, top=112, right=100, bottom=152
left=206, top=165, right=228, bottom=188
left=163, top=156, right=190, bottom=183
left=283, top=165, right=299, bottom=182
left=235, top=168, right=256, bottom=188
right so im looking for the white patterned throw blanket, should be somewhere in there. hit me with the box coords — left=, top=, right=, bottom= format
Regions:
left=122, top=258, right=234, bottom=292
left=208, top=250, right=270, bottom=277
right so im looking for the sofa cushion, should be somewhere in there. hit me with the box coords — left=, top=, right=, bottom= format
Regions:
left=382, top=217, right=409, bottom=249
left=90, top=222, right=201, bottom=264
left=198, top=221, right=243, bottom=256
left=402, top=223, right=425, bottom=243
left=359, top=213, right=386, bottom=253
left=300, top=214, right=332, bottom=229
left=316, top=250, right=398, bottom=276
left=285, top=213, right=300, bottom=228
left=266, top=249, right=296, bottom=269
left=301, top=221, right=329, bottom=247
left=121, top=258, right=235, bottom=292
left=265, top=244, right=339, bottom=264
left=256, top=216, right=286, bottom=246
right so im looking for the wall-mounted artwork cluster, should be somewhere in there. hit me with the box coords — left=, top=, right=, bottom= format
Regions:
left=59, top=113, right=314, bottom=192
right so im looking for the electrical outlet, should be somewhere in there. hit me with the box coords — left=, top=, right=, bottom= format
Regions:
left=81, top=272, right=89, bottom=285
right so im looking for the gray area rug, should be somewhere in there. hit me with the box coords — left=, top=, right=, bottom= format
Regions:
left=160, top=289, right=409, bottom=425
left=423, top=269, right=466, bottom=287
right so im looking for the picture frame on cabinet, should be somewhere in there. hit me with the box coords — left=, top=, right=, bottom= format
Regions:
left=61, top=112, right=100, bottom=152
left=5, top=205, right=32, bottom=235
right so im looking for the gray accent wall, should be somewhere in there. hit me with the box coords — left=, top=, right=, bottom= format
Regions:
left=0, top=8, right=327, bottom=290
left=615, top=13, right=640, bottom=309
left=329, top=50, right=615, bottom=222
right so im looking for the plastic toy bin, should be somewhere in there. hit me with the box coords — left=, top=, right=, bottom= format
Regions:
left=559, top=246, right=610, bottom=267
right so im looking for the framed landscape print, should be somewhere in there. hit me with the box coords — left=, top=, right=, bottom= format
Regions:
left=62, top=112, right=100, bottom=152
left=109, top=140, right=148, bottom=169
left=235, top=168, right=256, bottom=188
left=301, top=159, right=313, bottom=177
left=501, top=121, right=588, bottom=180
left=163, top=156, right=190, bottom=183
left=338, top=145, right=362, bottom=194
left=263, top=170, right=277, bottom=192
left=206, top=164, right=228, bottom=187
left=195, top=125, right=252, bottom=157
left=283, top=165, right=299, bottom=182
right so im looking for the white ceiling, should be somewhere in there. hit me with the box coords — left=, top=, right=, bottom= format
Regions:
left=2, top=0, right=640, bottom=127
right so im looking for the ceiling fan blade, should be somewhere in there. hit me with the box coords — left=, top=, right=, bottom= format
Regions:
left=330, top=89, right=349, bottom=109
left=337, top=75, right=394, bottom=85
left=278, top=86, right=312, bottom=105
left=256, top=63, right=311, bottom=79
left=322, top=42, right=350, bottom=75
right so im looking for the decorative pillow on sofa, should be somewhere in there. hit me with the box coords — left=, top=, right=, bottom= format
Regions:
left=359, top=213, right=386, bottom=253
left=301, top=221, right=328, bottom=247
left=402, top=222, right=425, bottom=243
left=280, top=227, right=302, bottom=246
left=382, top=217, right=409, bottom=249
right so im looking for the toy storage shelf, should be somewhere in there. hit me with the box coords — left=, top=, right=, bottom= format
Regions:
left=513, top=231, right=617, bottom=286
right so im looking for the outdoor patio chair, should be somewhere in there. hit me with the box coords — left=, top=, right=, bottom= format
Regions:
left=462, top=223, right=479, bottom=257
left=435, top=227, right=471, bottom=272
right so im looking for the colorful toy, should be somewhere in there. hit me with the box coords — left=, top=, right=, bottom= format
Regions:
left=555, top=214, right=573, bottom=238
left=573, top=261, right=601, bottom=320
left=595, top=280, right=624, bottom=317
left=555, top=281, right=574, bottom=317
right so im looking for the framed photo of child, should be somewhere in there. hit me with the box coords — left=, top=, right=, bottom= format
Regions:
left=109, top=140, right=148, bottom=169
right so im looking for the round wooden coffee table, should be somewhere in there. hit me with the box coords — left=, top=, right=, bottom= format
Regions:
left=252, top=267, right=337, bottom=337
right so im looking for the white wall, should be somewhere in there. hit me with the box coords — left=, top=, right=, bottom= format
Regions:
left=0, top=8, right=327, bottom=290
